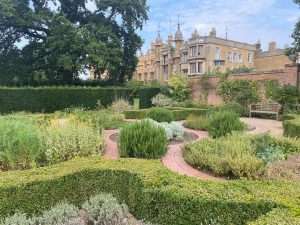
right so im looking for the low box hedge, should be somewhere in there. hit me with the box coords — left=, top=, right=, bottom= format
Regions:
left=124, top=107, right=207, bottom=121
left=0, top=87, right=133, bottom=114
left=0, top=158, right=299, bottom=225
left=283, top=114, right=300, bottom=138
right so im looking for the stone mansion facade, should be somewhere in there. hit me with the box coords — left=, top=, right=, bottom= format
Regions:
left=132, top=25, right=292, bottom=83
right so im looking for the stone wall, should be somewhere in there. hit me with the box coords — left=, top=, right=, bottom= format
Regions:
left=189, top=64, right=299, bottom=105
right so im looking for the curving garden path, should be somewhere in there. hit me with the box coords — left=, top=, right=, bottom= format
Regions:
left=103, top=118, right=283, bottom=181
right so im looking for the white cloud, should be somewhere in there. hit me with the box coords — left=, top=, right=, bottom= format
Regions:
left=140, top=0, right=297, bottom=52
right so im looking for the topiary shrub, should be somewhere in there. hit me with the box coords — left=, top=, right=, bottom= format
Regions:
left=119, top=120, right=168, bottom=159
left=207, top=110, right=245, bottom=138
left=145, top=108, right=173, bottom=123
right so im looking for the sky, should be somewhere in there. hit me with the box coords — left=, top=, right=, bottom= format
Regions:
left=138, top=0, right=300, bottom=52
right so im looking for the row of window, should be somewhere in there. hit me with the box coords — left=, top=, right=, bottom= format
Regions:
left=190, top=62, right=204, bottom=74
left=142, top=60, right=155, bottom=69
left=138, top=72, right=155, bottom=81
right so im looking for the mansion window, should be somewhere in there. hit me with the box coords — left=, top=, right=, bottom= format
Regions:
left=151, top=60, right=155, bottom=67
left=248, top=53, right=253, bottom=63
left=227, top=52, right=232, bottom=61
left=190, top=46, right=197, bottom=57
left=138, top=73, right=142, bottom=81
left=144, top=73, right=148, bottom=81
left=144, top=61, right=147, bottom=68
left=238, top=54, right=243, bottom=63
left=182, top=69, right=188, bottom=76
left=189, top=63, right=197, bottom=74
left=163, top=55, right=168, bottom=64
left=214, top=60, right=225, bottom=66
left=163, top=65, right=169, bottom=80
left=198, top=45, right=204, bottom=57
left=151, top=72, right=155, bottom=80
left=198, top=62, right=204, bottom=74
left=181, top=52, right=188, bottom=63
left=233, top=53, right=237, bottom=62
left=215, top=47, right=221, bottom=60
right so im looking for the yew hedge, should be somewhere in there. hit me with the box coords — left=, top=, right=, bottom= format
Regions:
left=0, top=87, right=133, bottom=114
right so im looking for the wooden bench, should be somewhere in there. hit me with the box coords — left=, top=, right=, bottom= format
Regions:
left=249, top=100, right=282, bottom=120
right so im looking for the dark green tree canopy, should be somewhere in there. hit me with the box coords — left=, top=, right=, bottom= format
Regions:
left=0, top=0, right=148, bottom=85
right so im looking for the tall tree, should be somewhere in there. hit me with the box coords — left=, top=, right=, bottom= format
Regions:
left=0, top=0, right=148, bottom=85
left=286, top=0, right=300, bottom=62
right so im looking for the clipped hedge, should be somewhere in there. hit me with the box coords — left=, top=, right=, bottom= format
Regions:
left=124, top=107, right=207, bottom=121
left=283, top=114, right=300, bottom=138
left=139, top=87, right=161, bottom=109
left=0, top=158, right=299, bottom=225
left=0, top=87, right=133, bottom=114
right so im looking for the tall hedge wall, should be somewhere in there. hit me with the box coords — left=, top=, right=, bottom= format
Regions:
left=139, top=87, right=160, bottom=109
left=0, top=87, right=133, bottom=114
left=0, top=158, right=299, bottom=225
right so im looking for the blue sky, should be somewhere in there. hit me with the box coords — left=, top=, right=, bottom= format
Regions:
left=138, top=0, right=299, bottom=52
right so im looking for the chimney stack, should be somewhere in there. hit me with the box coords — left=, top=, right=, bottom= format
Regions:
left=268, top=42, right=277, bottom=52
left=255, top=39, right=262, bottom=52
left=210, top=27, right=217, bottom=37
left=168, top=35, right=173, bottom=46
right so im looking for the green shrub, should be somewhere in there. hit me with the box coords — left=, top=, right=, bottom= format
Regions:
left=216, top=102, right=247, bottom=116
left=139, top=87, right=161, bottom=109
left=82, top=193, right=129, bottom=224
left=73, top=109, right=126, bottom=130
left=270, top=136, right=300, bottom=155
left=168, top=73, right=191, bottom=101
left=263, top=154, right=300, bottom=181
left=283, top=114, right=300, bottom=138
left=207, top=110, right=245, bottom=138
left=248, top=208, right=300, bottom=225
left=183, top=115, right=209, bottom=131
left=43, top=123, right=103, bottom=164
left=1, top=193, right=144, bottom=225
left=145, top=108, right=173, bottom=123
left=183, top=132, right=264, bottom=178
left=0, top=87, right=133, bottom=114
left=256, top=146, right=285, bottom=164
left=119, top=120, right=168, bottom=159
left=124, top=109, right=148, bottom=119
left=151, top=93, right=179, bottom=107
left=109, top=98, right=133, bottom=114
left=38, top=202, right=78, bottom=225
left=124, top=108, right=207, bottom=121
left=0, top=118, right=45, bottom=171
left=0, top=158, right=300, bottom=225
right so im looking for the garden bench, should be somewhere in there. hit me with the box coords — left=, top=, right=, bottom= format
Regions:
left=249, top=100, right=282, bottom=120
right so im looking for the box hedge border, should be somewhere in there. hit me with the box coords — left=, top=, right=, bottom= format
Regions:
left=0, top=87, right=133, bottom=114
left=0, top=158, right=299, bottom=225
left=139, top=87, right=161, bottom=109
left=283, top=114, right=300, bottom=138
left=124, top=107, right=207, bottom=121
